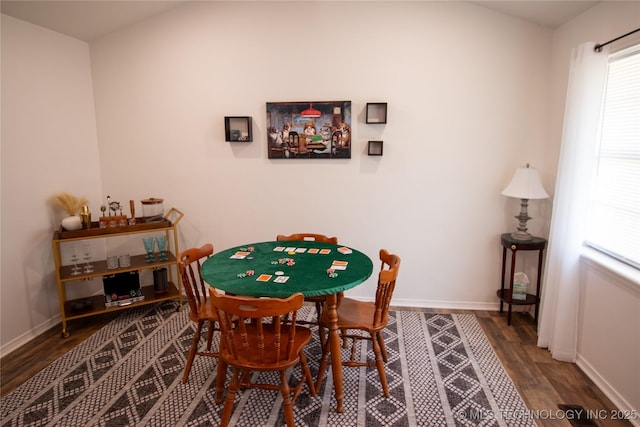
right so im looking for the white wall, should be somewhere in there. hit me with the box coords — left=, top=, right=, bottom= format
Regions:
left=1, top=15, right=103, bottom=351
left=578, top=256, right=640, bottom=420
left=89, top=1, right=552, bottom=310
left=547, top=1, right=640, bottom=419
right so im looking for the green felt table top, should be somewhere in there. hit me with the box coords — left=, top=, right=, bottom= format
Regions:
left=201, top=241, right=374, bottom=298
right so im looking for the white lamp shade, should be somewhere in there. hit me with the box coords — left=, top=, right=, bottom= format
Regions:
left=502, top=166, right=549, bottom=200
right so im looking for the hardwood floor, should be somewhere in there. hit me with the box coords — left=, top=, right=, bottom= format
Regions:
left=1, top=308, right=632, bottom=426
left=1, top=311, right=120, bottom=398
left=465, top=310, right=630, bottom=427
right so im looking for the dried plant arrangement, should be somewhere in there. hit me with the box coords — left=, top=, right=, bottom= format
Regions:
left=49, top=192, right=88, bottom=216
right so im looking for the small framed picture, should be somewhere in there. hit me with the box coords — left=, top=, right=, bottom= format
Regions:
left=225, top=116, right=253, bottom=142
left=366, top=103, right=388, bottom=124
left=368, top=141, right=384, bottom=156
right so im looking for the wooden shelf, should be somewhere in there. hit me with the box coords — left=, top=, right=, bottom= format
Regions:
left=368, top=141, right=384, bottom=156
left=58, top=253, right=177, bottom=282
left=52, top=208, right=184, bottom=337
left=496, top=289, right=539, bottom=306
left=54, top=218, right=172, bottom=240
left=224, top=116, right=253, bottom=142
left=366, top=103, right=387, bottom=124
left=63, top=284, right=180, bottom=321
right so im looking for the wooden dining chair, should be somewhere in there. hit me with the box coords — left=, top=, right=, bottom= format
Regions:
left=211, top=289, right=316, bottom=427
left=276, top=233, right=338, bottom=245
left=276, top=233, right=339, bottom=327
left=288, top=131, right=300, bottom=156
left=316, top=249, right=401, bottom=397
left=178, top=243, right=219, bottom=383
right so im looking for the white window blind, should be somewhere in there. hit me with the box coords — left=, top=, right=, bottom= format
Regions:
left=586, top=45, right=640, bottom=269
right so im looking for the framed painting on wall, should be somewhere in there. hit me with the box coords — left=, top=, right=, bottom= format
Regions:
left=266, top=101, right=352, bottom=159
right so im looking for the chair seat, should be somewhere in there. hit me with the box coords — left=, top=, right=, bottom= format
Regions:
left=320, top=297, right=385, bottom=333
left=189, top=296, right=218, bottom=323
left=220, top=324, right=312, bottom=370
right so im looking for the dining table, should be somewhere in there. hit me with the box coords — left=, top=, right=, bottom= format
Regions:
left=200, top=240, right=374, bottom=413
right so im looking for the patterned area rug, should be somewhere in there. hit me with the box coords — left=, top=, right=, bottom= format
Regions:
left=1, top=302, right=537, bottom=426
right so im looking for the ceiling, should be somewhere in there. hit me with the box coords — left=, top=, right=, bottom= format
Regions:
left=0, top=1, right=188, bottom=41
left=470, top=0, right=599, bottom=27
left=1, top=0, right=600, bottom=42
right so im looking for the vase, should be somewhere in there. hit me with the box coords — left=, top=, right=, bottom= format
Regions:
left=61, top=215, right=82, bottom=231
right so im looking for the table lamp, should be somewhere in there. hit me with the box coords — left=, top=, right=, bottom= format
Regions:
left=501, top=164, right=548, bottom=240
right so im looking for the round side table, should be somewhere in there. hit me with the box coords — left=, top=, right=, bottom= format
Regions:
left=497, top=233, right=547, bottom=326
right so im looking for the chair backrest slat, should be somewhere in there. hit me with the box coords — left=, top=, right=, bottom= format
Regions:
left=373, top=249, right=401, bottom=328
left=211, top=289, right=304, bottom=365
left=273, top=317, right=281, bottom=363
left=178, top=244, right=214, bottom=316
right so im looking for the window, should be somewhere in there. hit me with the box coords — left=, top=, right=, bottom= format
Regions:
left=586, top=44, right=640, bottom=269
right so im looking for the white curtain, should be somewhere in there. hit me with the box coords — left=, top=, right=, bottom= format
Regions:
left=537, top=42, right=609, bottom=362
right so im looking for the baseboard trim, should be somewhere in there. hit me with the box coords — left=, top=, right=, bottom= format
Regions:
left=395, top=298, right=500, bottom=311
left=576, top=354, right=640, bottom=427
left=0, top=315, right=61, bottom=359
left=362, top=297, right=501, bottom=311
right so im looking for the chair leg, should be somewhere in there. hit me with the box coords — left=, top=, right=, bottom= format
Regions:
left=318, top=327, right=326, bottom=349
left=371, top=333, right=389, bottom=397
left=206, top=321, right=216, bottom=351
left=215, top=359, right=228, bottom=404
left=315, top=301, right=327, bottom=348
left=377, top=330, right=388, bottom=362
left=315, top=331, right=330, bottom=391
left=239, top=370, right=251, bottom=389
left=299, top=352, right=316, bottom=396
left=182, top=321, right=203, bottom=383
left=283, top=312, right=291, bottom=324
left=279, top=370, right=295, bottom=427
left=220, top=369, right=240, bottom=427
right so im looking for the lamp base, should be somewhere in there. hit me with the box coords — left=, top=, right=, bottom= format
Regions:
left=510, top=231, right=533, bottom=241
left=510, top=198, right=534, bottom=241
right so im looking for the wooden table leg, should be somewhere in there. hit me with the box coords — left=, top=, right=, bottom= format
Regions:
left=499, top=246, right=507, bottom=313
left=325, top=293, right=345, bottom=413
left=507, top=248, right=517, bottom=326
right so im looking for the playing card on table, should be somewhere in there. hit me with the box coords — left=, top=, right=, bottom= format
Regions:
left=337, top=246, right=353, bottom=254
left=231, top=251, right=250, bottom=259
left=331, top=260, right=348, bottom=270
left=295, top=248, right=307, bottom=253
left=273, top=246, right=286, bottom=252
left=273, top=276, right=290, bottom=283
left=256, top=274, right=272, bottom=282
left=319, top=249, right=331, bottom=254
left=308, top=248, right=319, bottom=254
